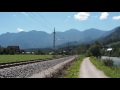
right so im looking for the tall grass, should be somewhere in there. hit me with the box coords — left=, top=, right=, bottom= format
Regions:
left=90, top=56, right=120, bottom=78
left=61, top=55, right=85, bottom=78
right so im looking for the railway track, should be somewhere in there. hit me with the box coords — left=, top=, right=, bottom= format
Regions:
left=0, top=57, right=65, bottom=69
left=0, top=55, right=75, bottom=78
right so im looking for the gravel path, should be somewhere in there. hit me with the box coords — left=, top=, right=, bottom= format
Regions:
left=79, top=57, right=109, bottom=78
left=0, top=56, right=75, bottom=78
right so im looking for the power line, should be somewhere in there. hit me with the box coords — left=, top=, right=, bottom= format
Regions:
left=31, top=12, right=53, bottom=30
left=24, top=12, right=75, bottom=49
left=16, top=12, right=46, bottom=31
left=28, top=12, right=67, bottom=42
left=28, top=13, right=62, bottom=49
left=27, top=12, right=59, bottom=51
left=37, top=13, right=54, bottom=28
left=32, top=12, right=53, bottom=31
left=27, top=12, right=53, bottom=32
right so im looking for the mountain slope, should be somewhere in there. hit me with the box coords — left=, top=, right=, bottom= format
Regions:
left=0, top=30, right=52, bottom=49
left=0, top=28, right=108, bottom=49
left=56, top=28, right=106, bottom=45
left=100, top=26, right=120, bottom=45
left=102, top=27, right=120, bottom=44
left=82, top=28, right=107, bottom=42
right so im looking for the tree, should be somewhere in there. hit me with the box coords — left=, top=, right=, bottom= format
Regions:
left=2, top=48, right=9, bottom=54
left=118, top=48, right=120, bottom=57
left=76, top=44, right=87, bottom=54
left=37, top=50, right=42, bottom=55
left=88, top=41, right=102, bottom=58
left=37, top=50, right=46, bottom=55
left=89, top=45, right=101, bottom=57
left=0, top=46, right=3, bottom=54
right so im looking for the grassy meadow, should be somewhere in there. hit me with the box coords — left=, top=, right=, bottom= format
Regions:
left=0, top=55, right=63, bottom=63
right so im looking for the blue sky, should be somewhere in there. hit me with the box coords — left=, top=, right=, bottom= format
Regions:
left=0, top=12, right=120, bottom=34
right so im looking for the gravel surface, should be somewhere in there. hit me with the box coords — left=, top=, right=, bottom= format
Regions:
left=0, top=56, right=75, bottom=78
left=29, top=57, right=75, bottom=78
left=79, top=57, right=109, bottom=78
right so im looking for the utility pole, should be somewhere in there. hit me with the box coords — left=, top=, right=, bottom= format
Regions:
left=53, top=27, right=55, bottom=50
left=67, top=42, right=70, bottom=55
left=53, top=27, right=56, bottom=56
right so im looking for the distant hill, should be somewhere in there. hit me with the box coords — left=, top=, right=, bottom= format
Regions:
left=82, top=28, right=107, bottom=42
left=98, top=26, right=120, bottom=45
left=0, top=28, right=110, bottom=49
left=56, top=28, right=107, bottom=45
left=0, top=30, right=52, bottom=49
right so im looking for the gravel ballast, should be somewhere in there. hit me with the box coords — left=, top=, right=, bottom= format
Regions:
left=0, top=56, right=75, bottom=78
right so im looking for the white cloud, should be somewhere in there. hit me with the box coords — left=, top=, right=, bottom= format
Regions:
left=21, top=12, right=28, bottom=16
left=74, top=12, right=90, bottom=21
left=100, top=12, right=109, bottom=20
left=17, top=28, right=24, bottom=32
left=112, top=16, right=120, bottom=20
left=68, top=16, right=71, bottom=18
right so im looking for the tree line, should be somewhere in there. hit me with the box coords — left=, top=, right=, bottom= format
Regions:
left=0, top=40, right=120, bottom=57
left=0, top=46, right=20, bottom=55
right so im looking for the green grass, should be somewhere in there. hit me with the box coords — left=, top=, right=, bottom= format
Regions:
left=90, top=56, right=120, bottom=78
left=61, top=55, right=85, bottom=78
left=0, top=55, right=62, bottom=63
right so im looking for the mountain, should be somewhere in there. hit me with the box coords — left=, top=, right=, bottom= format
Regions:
left=0, top=28, right=110, bottom=49
left=82, top=28, right=107, bottom=42
left=56, top=28, right=107, bottom=45
left=0, top=30, right=53, bottom=49
left=99, top=26, right=120, bottom=45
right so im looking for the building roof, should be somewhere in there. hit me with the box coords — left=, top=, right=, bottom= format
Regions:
left=7, top=46, right=20, bottom=51
left=107, top=48, right=112, bottom=51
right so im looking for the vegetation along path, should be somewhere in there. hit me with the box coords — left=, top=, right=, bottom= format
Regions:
left=79, top=57, right=109, bottom=78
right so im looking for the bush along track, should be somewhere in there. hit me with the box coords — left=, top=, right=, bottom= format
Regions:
left=59, top=55, right=85, bottom=78
left=90, top=56, right=120, bottom=78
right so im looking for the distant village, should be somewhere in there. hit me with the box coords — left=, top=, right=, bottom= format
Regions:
left=0, top=45, right=69, bottom=55
left=0, top=46, right=35, bottom=55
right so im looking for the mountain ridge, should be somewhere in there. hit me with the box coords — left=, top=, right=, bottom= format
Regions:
left=0, top=28, right=114, bottom=49
left=99, top=26, right=120, bottom=45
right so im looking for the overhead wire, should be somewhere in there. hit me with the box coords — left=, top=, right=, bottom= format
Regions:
left=34, top=12, right=53, bottom=29
left=37, top=12, right=54, bottom=28
left=27, top=12, right=53, bottom=32
left=15, top=12, right=44, bottom=31
left=19, top=12, right=77, bottom=48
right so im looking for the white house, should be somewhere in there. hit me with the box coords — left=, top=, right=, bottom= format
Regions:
left=107, top=48, right=112, bottom=51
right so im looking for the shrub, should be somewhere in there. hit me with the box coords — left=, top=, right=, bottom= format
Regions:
left=103, top=58, right=114, bottom=67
